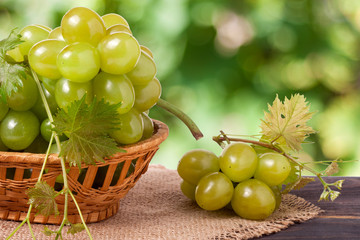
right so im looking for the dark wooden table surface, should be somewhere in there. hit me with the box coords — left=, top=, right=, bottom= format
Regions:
left=259, top=177, right=360, bottom=239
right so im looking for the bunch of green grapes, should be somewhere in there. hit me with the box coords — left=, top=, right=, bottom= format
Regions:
left=177, top=142, right=291, bottom=220
left=2, top=7, right=161, bottom=152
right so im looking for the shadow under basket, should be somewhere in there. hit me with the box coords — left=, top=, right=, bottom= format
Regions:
left=0, top=120, right=168, bottom=225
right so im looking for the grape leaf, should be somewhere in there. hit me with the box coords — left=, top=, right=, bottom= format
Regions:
left=324, top=162, right=339, bottom=176
left=43, top=226, right=56, bottom=236
left=27, top=181, right=59, bottom=216
left=0, top=30, right=27, bottom=102
left=67, top=223, right=85, bottom=235
left=293, top=177, right=315, bottom=190
left=260, top=94, right=315, bottom=151
left=53, top=95, right=124, bottom=168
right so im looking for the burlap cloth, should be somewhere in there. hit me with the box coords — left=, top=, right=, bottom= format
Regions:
left=0, top=165, right=322, bottom=240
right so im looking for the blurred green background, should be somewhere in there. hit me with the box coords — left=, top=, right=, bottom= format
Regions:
left=0, top=0, right=359, bottom=176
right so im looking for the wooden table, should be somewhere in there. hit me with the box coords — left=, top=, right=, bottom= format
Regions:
left=261, top=177, right=360, bottom=239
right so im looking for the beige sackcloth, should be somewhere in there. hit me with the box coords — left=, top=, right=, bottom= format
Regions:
left=0, top=165, right=322, bottom=240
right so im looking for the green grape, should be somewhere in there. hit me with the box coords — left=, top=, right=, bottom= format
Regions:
left=271, top=185, right=282, bottom=210
left=49, top=143, right=59, bottom=154
left=177, top=149, right=220, bottom=185
left=0, top=110, right=40, bottom=150
left=41, top=77, right=57, bottom=94
left=254, top=152, right=291, bottom=186
left=93, top=72, right=135, bottom=114
left=231, top=179, right=276, bottom=220
left=109, top=109, right=143, bottom=145
left=61, top=7, right=106, bottom=46
left=219, top=142, right=258, bottom=182
left=48, top=27, right=64, bottom=41
left=57, top=42, right=100, bottom=83
left=0, top=128, right=8, bottom=151
left=55, top=78, right=93, bottom=110
left=18, top=25, right=49, bottom=57
left=98, top=32, right=141, bottom=75
left=35, top=24, right=52, bottom=32
left=106, top=24, right=132, bottom=35
left=24, top=135, right=48, bottom=153
left=31, top=83, right=58, bottom=121
left=7, top=73, right=38, bottom=111
left=0, top=101, right=9, bottom=121
left=141, top=112, right=154, bottom=140
left=195, top=172, right=234, bottom=211
left=180, top=180, right=196, bottom=201
left=28, top=39, right=67, bottom=79
left=126, top=50, right=157, bottom=85
left=140, top=45, right=153, bottom=59
left=133, top=77, right=161, bottom=112
left=102, top=13, right=129, bottom=29
left=40, top=118, right=67, bottom=142
left=6, top=47, right=24, bottom=62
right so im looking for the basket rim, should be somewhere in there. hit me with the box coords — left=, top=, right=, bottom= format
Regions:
left=0, top=119, right=169, bottom=166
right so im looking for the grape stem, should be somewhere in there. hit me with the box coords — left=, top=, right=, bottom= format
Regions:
left=156, top=98, right=203, bottom=140
left=212, top=133, right=341, bottom=201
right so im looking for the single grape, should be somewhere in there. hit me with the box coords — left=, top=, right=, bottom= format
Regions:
left=195, top=172, right=234, bottom=211
left=92, top=72, right=135, bottom=114
left=0, top=128, right=8, bottom=151
left=180, top=180, right=196, bottom=201
left=28, top=39, right=67, bottom=79
left=31, top=83, right=58, bottom=121
left=126, top=50, right=157, bottom=85
left=7, top=73, right=38, bottom=111
left=6, top=47, right=24, bottom=63
left=106, top=24, right=132, bottom=35
left=109, top=109, right=144, bottom=145
left=49, top=143, right=59, bottom=154
left=140, top=45, right=153, bottom=59
left=48, top=27, right=64, bottom=41
left=219, top=142, right=258, bottom=182
left=177, top=149, right=220, bottom=185
left=270, top=185, right=282, bottom=210
left=0, top=110, right=40, bottom=150
left=61, top=7, right=106, bottom=46
left=41, top=77, right=57, bottom=94
left=98, top=32, right=141, bottom=74
left=57, top=42, right=100, bottom=83
left=18, top=25, right=50, bottom=57
left=133, top=77, right=161, bottom=112
left=231, top=179, right=276, bottom=220
left=55, top=78, right=93, bottom=110
left=254, top=152, right=291, bottom=186
left=40, top=118, right=67, bottom=142
left=0, top=101, right=9, bottom=121
left=102, top=13, right=129, bottom=29
left=141, top=112, right=154, bottom=140
left=35, top=24, right=52, bottom=32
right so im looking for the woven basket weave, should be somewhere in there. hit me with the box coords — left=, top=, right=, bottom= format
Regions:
left=0, top=120, right=168, bottom=225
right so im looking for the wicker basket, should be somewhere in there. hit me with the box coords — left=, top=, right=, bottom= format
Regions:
left=0, top=120, right=168, bottom=225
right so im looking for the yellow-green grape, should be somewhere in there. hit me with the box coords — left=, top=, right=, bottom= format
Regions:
left=141, top=112, right=154, bottom=140
left=98, top=32, right=141, bottom=75
left=126, top=50, right=157, bottom=85
left=31, top=83, right=58, bottom=121
left=35, top=24, right=52, bottom=31
left=92, top=72, right=135, bottom=114
left=106, top=24, right=132, bottom=35
left=61, top=7, right=106, bottom=46
left=133, top=77, right=161, bottom=112
left=109, top=109, right=144, bottom=145
left=0, top=128, right=8, bottom=151
left=177, top=149, right=220, bottom=185
left=28, top=39, right=67, bottom=79
left=140, top=45, right=154, bottom=59
left=231, top=179, right=276, bottom=220
left=195, top=172, right=234, bottom=211
left=6, top=47, right=24, bottom=62
left=102, top=13, right=129, bottom=29
left=18, top=25, right=50, bottom=57
left=180, top=180, right=196, bottom=201
left=271, top=185, right=282, bottom=210
left=48, top=27, right=65, bottom=41
left=219, top=142, right=258, bottom=182
left=254, top=152, right=291, bottom=186
left=7, top=73, right=38, bottom=111
left=0, top=101, right=9, bottom=121
left=57, top=42, right=100, bottom=83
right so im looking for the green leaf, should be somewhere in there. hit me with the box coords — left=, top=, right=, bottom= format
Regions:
left=0, top=30, right=28, bottom=102
left=53, top=95, right=124, bottom=168
left=67, top=223, right=85, bottom=235
left=27, top=181, right=59, bottom=216
left=260, top=94, right=315, bottom=151
left=43, top=226, right=56, bottom=236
